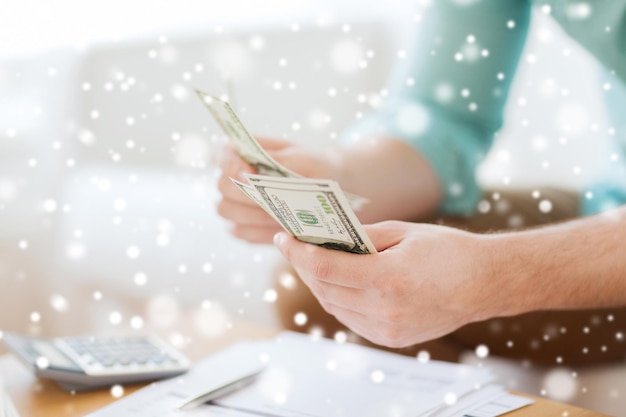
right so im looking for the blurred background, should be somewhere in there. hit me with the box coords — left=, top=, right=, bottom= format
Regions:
left=0, top=0, right=617, bottom=342
left=0, top=0, right=622, bottom=411
left=0, top=0, right=618, bottom=337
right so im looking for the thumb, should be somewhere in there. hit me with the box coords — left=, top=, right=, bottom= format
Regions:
left=363, top=221, right=407, bottom=252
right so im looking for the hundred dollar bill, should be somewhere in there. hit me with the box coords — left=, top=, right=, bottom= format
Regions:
left=232, top=174, right=377, bottom=254
left=230, top=178, right=283, bottom=224
left=196, top=89, right=299, bottom=178
left=195, top=89, right=367, bottom=210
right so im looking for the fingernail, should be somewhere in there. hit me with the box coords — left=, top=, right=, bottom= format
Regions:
left=273, top=232, right=286, bottom=247
left=237, top=170, right=248, bottom=181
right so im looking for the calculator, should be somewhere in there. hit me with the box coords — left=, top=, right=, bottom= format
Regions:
left=1, top=332, right=191, bottom=391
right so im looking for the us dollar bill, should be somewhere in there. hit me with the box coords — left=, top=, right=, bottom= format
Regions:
left=230, top=178, right=283, bottom=224
left=195, top=89, right=367, bottom=210
left=232, top=174, right=377, bottom=255
left=196, top=90, right=299, bottom=178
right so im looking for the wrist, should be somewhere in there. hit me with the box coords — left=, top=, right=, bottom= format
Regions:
left=324, top=146, right=351, bottom=186
left=474, top=232, right=544, bottom=320
left=329, top=138, right=443, bottom=222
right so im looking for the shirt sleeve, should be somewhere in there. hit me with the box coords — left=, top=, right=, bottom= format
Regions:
left=341, top=0, right=532, bottom=215
left=580, top=66, right=626, bottom=215
left=539, top=0, right=626, bottom=214
left=543, top=0, right=626, bottom=85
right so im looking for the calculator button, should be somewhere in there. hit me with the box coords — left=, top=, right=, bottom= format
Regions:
left=54, top=335, right=190, bottom=378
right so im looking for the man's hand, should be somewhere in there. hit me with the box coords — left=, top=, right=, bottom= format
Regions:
left=273, top=221, right=504, bottom=348
left=216, top=137, right=340, bottom=244
left=216, top=135, right=445, bottom=244
left=274, top=208, right=626, bottom=348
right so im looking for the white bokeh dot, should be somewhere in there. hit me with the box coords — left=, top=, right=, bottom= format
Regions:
left=249, top=35, right=265, bottom=51
left=417, top=350, right=431, bottom=363
left=203, top=262, right=214, bottom=274
left=330, top=39, right=364, bottom=73
left=113, top=198, right=127, bottom=212
left=264, top=289, right=278, bottom=303
left=273, top=392, right=287, bottom=405
left=109, top=311, right=123, bottom=325
left=156, top=234, right=170, bottom=247
left=294, top=312, right=308, bottom=326
left=147, top=294, right=180, bottom=328
left=36, top=356, right=50, bottom=369
left=371, top=370, right=385, bottom=384
left=193, top=302, right=229, bottom=337
left=543, top=368, right=578, bottom=402
left=478, top=200, right=491, bottom=213
left=434, top=83, right=454, bottom=103
left=475, top=344, right=489, bottom=359
left=395, top=103, right=430, bottom=136
left=126, top=246, right=140, bottom=259
left=30, top=311, right=41, bottom=323
left=110, top=384, right=125, bottom=398
left=50, top=294, right=69, bottom=312
left=65, top=242, right=85, bottom=260
left=539, top=199, right=553, bottom=213
left=43, top=199, right=58, bottom=212
left=566, top=2, right=592, bottom=20
left=334, top=331, right=347, bottom=344
left=444, top=392, right=457, bottom=405
left=133, top=272, right=148, bottom=286
left=130, top=316, right=144, bottom=329
left=556, top=103, right=589, bottom=135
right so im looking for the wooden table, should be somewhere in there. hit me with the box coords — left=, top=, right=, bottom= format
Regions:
left=0, top=321, right=610, bottom=417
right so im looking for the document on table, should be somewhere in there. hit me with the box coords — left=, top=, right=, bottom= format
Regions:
left=1, top=379, right=21, bottom=417
left=86, top=332, right=533, bottom=417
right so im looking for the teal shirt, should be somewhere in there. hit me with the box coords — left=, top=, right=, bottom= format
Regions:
left=343, top=0, right=626, bottom=216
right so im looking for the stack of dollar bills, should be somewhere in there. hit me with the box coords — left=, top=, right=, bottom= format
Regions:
left=196, top=90, right=376, bottom=255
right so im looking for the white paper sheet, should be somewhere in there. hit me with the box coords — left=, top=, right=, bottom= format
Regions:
left=460, top=393, right=534, bottom=417
left=86, top=341, right=267, bottom=417
left=215, top=333, right=494, bottom=417
left=86, top=332, right=533, bottom=417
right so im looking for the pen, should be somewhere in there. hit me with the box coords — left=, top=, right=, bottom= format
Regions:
left=177, top=367, right=265, bottom=411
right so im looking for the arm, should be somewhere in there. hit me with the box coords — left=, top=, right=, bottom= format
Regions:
left=488, top=207, right=626, bottom=313
left=217, top=0, right=533, bottom=241
left=273, top=207, right=626, bottom=348
left=341, top=0, right=532, bottom=216
left=322, top=138, right=444, bottom=224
